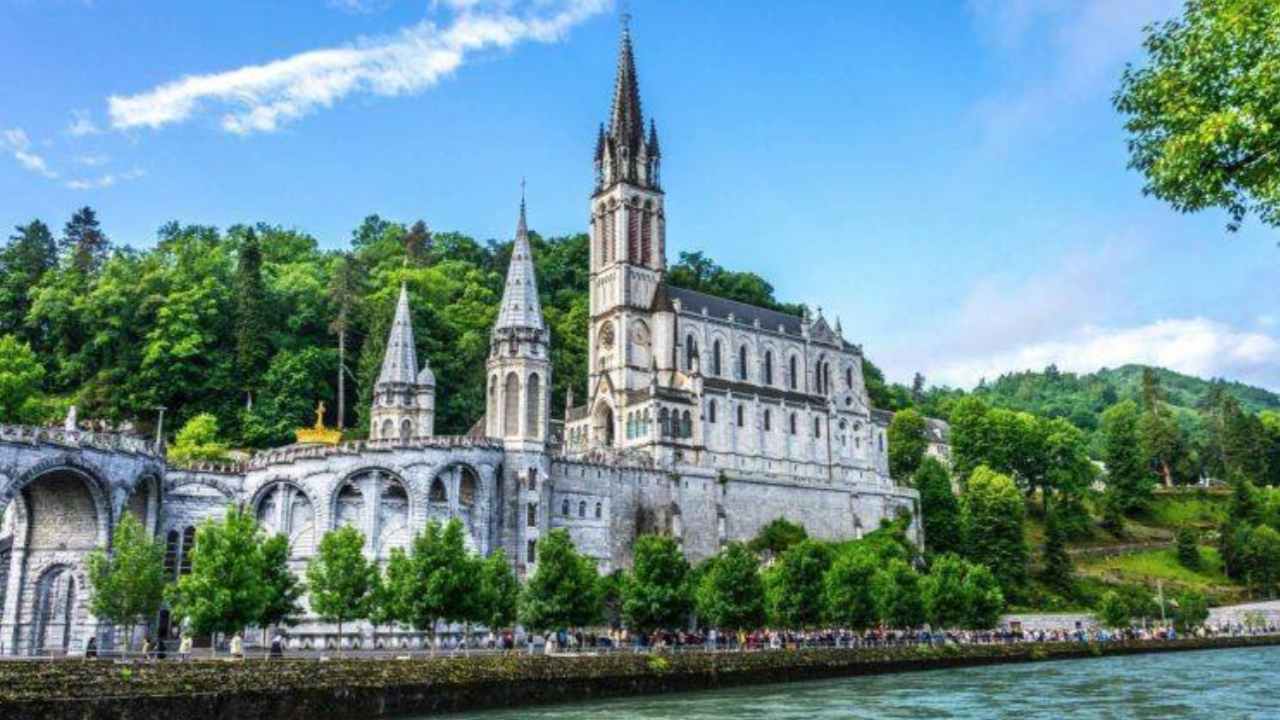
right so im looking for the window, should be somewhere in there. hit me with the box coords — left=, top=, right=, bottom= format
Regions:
left=659, top=408, right=671, bottom=437
left=527, top=503, right=538, bottom=527
left=527, top=468, right=538, bottom=492
left=712, top=341, right=722, bottom=376
left=789, top=413, right=797, bottom=435
left=180, top=526, right=196, bottom=576
left=789, top=356, right=798, bottom=390
left=562, top=499, right=570, bottom=516
left=764, top=409, right=772, bottom=431
left=708, top=399, right=717, bottom=423
left=846, top=366, right=853, bottom=389
left=814, top=417, right=822, bottom=438
left=879, top=433, right=885, bottom=452
left=737, top=405, right=745, bottom=427
left=579, top=501, right=587, bottom=518
left=685, top=335, right=697, bottom=371
left=764, top=351, right=773, bottom=385
left=595, top=502, right=603, bottom=519
left=738, top=345, right=748, bottom=381
left=681, top=410, right=692, bottom=438
left=503, top=372, right=520, bottom=436
left=527, top=539, right=537, bottom=564
left=526, top=373, right=541, bottom=438
left=164, top=530, right=180, bottom=580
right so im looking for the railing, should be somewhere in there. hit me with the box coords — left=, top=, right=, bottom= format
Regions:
left=0, top=424, right=162, bottom=457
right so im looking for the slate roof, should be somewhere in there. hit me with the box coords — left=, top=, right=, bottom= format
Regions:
left=665, top=285, right=805, bottom=336
left=493, top=197, right=545, bottom=333
left=377, top=284, right=420, bottom=386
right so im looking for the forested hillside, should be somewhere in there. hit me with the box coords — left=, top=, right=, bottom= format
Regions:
left=0, top=207, right=795, bottom=448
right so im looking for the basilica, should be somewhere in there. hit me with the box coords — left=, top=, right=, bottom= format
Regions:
left=0, top=24, right=922, bottom=655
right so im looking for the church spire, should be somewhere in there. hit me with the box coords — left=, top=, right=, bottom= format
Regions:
left=609, top=16, right=644, bottom=154
left=377, top=283, right=419, bottom=386
left=494, top=188, right=545, bottom=333
left=597, top=12, right=658, bottom=191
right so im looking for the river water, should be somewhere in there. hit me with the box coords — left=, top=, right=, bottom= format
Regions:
left=437, top=646, right=1278, bottom=719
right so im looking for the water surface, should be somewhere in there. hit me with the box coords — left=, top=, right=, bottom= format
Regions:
left=437, top=646, right=1279, bottom=719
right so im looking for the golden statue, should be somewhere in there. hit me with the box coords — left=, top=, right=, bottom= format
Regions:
left=296, top=399, right=341, bottom=446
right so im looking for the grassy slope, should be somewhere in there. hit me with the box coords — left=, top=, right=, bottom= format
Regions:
left=1021, top=489, right=1246, bottom=609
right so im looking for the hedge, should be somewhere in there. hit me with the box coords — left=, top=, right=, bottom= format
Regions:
left=2, top=636, right=1278, bottom=720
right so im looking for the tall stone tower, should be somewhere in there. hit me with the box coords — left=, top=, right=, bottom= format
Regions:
left=369, top=284, right=436, bottom=442
left=587, top=18, right=664, bottom=446
left=486, top=194, right=551, bottom=449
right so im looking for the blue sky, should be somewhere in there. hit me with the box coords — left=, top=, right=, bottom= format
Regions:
left=1, top=0, right=1277, bottom=391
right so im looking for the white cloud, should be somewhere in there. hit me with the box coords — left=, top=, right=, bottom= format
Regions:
left=67, top=109, right=101, bottom=137
left=1260, top=314, right=1277, bottom=329
left=108, top=0, right=609, bottom=135
left=65, top=167, right=145, bottom=190
left=328, top=0, right=390, bottom=13
left=930, top=318, right=1280, bottom=391
left=967, top=0, right=1181, bottom=148
left=1, top=128, right=58, bottom=179
left=75, top=153, right=110, bottom=166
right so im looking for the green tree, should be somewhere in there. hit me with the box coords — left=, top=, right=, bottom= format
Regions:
left=369, top=546, right=413, bottom=632
left=85, top=513, right=166, bottom=651
left=765, top=539, right=832, bottom=629
left=1139, top=369, right=1184, bottom=487
left=404, top=519, right=479, bottom=643
left=887, top=408, right=928, bottom=480
left=167, top=413, right=230, bottom=465
left=960, top=563, right=1005, bottom=629
left=1114, top=0, right=1280, bottom=233
left=0, top=335, right=45, bottom=423
left=1174, top=590, right=1210, bottom=632
left=1096, top=590, right=1131, bottom=630
left=695, top=542, right=765, bottom=633
left=1176, top=527, right=1202, bottom=570
left=872, top=558, right=924, bottom=629
left=233, top=228, right=271, bottom=398
left=326, top=252, right=363, bottom=430
left=922, top=553, right=972, bottom=629
left=622, top=534, right=692, bottom=634
left=915, top=457, right=963, bottom=556
left=1243, top=524, right=1280, bottom=598
left=475, top=549, right=519, bottom=631
left=167, top=506, right=268, bottom=647
left=1040, top=507, right=1073, bottom=592
left=259, top=533, right=305, bottom=631
left=747, top=517, right=808, bottom=559
left=0, top=220, right=57, bottom=345
left=1101, top=401, right=1153, bottom=514
left=519, top=529, right=601, bottom=633
left=949, top=396, right=993, bottom=483
left=962, top=466, right=1028, bottom=597
left=823, top=545, right=881, bottom=631
left=306, top=525, right=376, bottom=646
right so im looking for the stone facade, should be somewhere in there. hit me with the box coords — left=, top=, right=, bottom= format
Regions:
left=0, top=23, right=927, bottom=655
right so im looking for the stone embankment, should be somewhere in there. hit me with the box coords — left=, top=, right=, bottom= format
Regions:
left=3, top=636, right=1278, bottom=720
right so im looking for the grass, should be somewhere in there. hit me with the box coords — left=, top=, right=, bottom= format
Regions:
left=1075, top=546, right=1240, bottom=603
left=1143, top=492, right=1228, bottom=530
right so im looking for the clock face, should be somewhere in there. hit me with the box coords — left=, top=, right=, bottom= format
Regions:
left=598, top=321, right=615, bottom=350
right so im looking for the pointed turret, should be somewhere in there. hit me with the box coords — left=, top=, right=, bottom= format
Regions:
left=370, top=284, right=435, bottom=442
left=609, top=20, right=644, bottom=153
left=494, top=194, right=545, bottom=334
left=596, top=16, right=659, bottom=191
left=378, top=284, right=419, bottom=386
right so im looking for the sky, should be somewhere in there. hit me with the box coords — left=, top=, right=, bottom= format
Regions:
left=1, top=0, right=1277, bottom=392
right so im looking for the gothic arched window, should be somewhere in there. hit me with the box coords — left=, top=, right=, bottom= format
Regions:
left=685, top=335, right=697, bottom=371
left=789, top=413, right=797, bottom=435
left=764, top=351, right=773, bottom=385
left=164, top=530, right=180, bottom=580
left=764, top=409, right=772, bottom=432
left=526, top=373, right=541, bottom=438
left=681, top=410, right=692, bottom=438
left=712, top=340, right=722, bottom=376
left=736, top=404, right=745, bottom=427
left=641, top=206, right=653, bottom=265
left=789, top=355, right=798, bottom=390
left=595, top=502, right=603, bottom=519
left=814, top=417, right=822, bottom=438
left=180, top=526, right=196, bottom=575
left=562, top=499, right=570, bottom=516
left=708, top=399, right=717, bottom=424
left=738, top=345, right=748, bottom=381
left=579, top=501, right=587, bottom=518
left=846, top=365, right=854, bottom=389
left=429, top=478, right=447, bottom=503
left=503, top=372, right=520, bottom=436
left=659, top=408, right=670, bottom=436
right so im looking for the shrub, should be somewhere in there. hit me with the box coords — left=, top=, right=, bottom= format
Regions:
left=1176, top=527, right=1201, bottom=570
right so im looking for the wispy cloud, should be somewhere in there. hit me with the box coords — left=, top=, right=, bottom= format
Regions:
left=930, top=318, right=1280, bottom=391
left=328, top=0, right=391, bottom=13
left=2, top=128, right=59, bottom=179
left=108, top=0, right=609, bottom=135
left=75, top=153, right=110, bottom=166
left=967, top=0, right=1180, bottom=149
left=65, top=167, right=145, bottom=191
left=67, top=109, right=101, bottom=137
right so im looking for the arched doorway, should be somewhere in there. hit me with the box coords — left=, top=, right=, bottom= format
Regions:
left=592, top=402, right=615, bottom=448
left=32, top=565, right=78, bottom=655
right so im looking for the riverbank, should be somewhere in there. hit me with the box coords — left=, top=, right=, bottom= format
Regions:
left=3, top=635, right=1279, bottom=720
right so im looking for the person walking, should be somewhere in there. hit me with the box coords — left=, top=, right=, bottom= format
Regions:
left=230, top=632, right=244, bottom=660
left=178, top=633, right=192, bottom=661
left=269, top=633, right=284, bottom=659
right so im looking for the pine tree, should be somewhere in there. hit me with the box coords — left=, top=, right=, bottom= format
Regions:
left=326, top=252, right=363, bottom=430
left=1040, top=507, right=1073, bottom=592
left=914, top=458, right=963, bottom=556
left=1176, top=527, right=1201, bottom=570
left=0, top=220, right=57, bottom=343
left=60, top=206, right=110, bottom=274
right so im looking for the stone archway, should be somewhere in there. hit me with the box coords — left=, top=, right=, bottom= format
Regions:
left=253, top=481, right=317, bottom=558
left=31, top=564, right=78, bottom=655
left=592, top=401, right=616, bottom=448
left=428, top=463, right=483, bottom=554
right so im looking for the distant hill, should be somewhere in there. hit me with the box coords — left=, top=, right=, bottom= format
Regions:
left=971, top=364, right=1278, bottom=425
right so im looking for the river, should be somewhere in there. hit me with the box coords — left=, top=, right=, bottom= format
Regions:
left=436, top=645, right=1278, bottom=719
